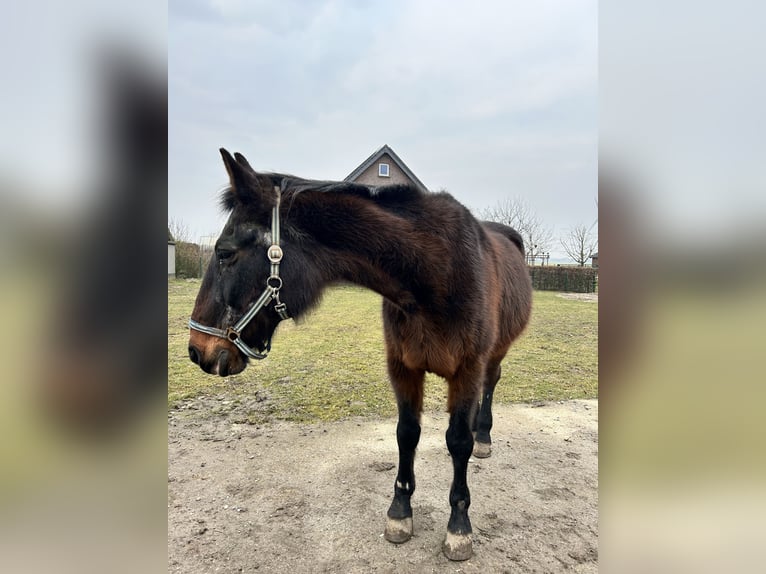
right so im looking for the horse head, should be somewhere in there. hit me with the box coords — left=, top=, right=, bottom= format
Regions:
left=188, top=149, right=293, bottom=376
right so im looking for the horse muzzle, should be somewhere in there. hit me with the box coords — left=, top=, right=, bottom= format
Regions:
left=188, top=332, right=247, bottom=377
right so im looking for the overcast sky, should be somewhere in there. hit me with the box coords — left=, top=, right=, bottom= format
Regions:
left=169, top=0, right=597, bottom=258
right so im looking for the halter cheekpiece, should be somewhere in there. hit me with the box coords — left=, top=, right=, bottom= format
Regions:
left=188, top=187, right=290, bottom=360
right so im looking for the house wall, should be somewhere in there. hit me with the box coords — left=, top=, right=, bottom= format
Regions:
left=168, top=243, right=176, bottom=277
left=350, top=153, right=413, bottom=187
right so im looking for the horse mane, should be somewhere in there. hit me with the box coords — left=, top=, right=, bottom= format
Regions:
left=284, top=177, right=424, bottom=208
left=219, top=173, right=425, bottom=214
left=218, top=186, right=237, bottom=212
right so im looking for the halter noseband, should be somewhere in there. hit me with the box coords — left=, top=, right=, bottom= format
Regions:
left=188, top=187, right=290, bottom=360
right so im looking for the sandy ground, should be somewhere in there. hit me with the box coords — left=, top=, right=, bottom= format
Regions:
left=168, top=399, right=597, bottom=573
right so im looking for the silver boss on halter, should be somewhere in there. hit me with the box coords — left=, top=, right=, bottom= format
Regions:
left=188, top=188, right=290, bottom=360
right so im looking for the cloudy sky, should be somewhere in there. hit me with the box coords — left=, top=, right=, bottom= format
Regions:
left=169, top=0, right=597, bottom=258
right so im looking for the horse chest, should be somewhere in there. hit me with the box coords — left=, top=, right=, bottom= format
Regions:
left=398, top=323, right=462, bottom=379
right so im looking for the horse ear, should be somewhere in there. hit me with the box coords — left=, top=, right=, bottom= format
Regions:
left=220, top=148, right=252, bottom=191
left=233, top=152, right=254, bottom=171
left=219, top=148, right=277, bottom=213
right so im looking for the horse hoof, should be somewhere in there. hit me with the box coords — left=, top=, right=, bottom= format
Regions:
left=473, top=441, right=491, bottom=458
left=384, top=516, right=413, bottom=544
left=443, top=532, right=473, bottom=561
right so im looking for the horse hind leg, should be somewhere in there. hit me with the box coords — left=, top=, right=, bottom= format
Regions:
left=384, top=359, right=424, bottom=545
left=473, top=360, right=503, bottom=459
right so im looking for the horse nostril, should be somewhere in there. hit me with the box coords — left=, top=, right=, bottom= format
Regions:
left=217, top=350, right=230, bottom=377
left=189, top=345, right=201, bottom=364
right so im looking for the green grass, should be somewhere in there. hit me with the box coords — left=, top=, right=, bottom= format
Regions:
left=169, top=280, right=597, bottom=421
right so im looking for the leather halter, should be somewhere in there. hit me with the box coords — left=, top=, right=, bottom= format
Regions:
left=188, top=188, right=290, bottom=360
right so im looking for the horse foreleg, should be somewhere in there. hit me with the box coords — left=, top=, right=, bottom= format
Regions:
left=444, top=402, right=477, bottom=560
left=473, top=360, right=502, bottom=458
left=384, top=359, right=424, bottom=544
left=443, top=365, right=482, bottom=561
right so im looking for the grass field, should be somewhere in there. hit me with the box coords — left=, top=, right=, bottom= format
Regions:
left=169, top=280, right=597, bottom=421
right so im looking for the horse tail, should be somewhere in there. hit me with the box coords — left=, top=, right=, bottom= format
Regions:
left=481, top=221, right=525, bottom=256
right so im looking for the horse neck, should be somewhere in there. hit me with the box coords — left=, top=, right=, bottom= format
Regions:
left=286, top=190, right=431, bottom=312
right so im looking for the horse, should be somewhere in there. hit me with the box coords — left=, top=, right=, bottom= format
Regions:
left=188, top=149, right=532, bottom=561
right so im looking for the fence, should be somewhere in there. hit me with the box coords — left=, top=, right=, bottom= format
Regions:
left=528, top=265, right=598, bottom=293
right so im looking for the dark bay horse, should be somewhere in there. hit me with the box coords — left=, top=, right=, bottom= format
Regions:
left=188, top=149, right=532, bottom=560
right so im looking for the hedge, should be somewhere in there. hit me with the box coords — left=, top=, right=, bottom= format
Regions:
left=176, top=247, right=596, bottom=293
left=527, top=265, right=598, bottom=293
left=175, top=241, right=213, bottom=279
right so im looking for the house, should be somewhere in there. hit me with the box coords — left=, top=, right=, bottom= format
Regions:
left=344, top=144, right=428, bottom=192
left=591, top=252, right=598, bottom=269
left=168, top=228, right=176, bottom=278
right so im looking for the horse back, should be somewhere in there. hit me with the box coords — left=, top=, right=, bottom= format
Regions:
left=481, top=221, right=524, bottom=256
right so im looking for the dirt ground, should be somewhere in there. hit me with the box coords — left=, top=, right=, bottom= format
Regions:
left=168, top=399, right=598, bottom=573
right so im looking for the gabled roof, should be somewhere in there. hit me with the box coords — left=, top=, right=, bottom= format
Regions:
left=168, top=228, right=176, bottom=245
left=344, top=144, right=428, bottom=192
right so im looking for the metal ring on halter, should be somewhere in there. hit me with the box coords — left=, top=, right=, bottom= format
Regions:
left=266, top=275, right=283, bottom=290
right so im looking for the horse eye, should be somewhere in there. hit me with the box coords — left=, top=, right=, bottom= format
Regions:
left=217, top=249, right=236, bottom=263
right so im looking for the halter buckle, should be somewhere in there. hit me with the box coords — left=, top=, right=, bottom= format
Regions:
left=225, top=327, right=240, bottom=342
left=267, top=244, right=283, bottom=263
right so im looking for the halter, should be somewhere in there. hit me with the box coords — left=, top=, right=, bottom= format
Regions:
left=188, top=187, right=290, bottom=360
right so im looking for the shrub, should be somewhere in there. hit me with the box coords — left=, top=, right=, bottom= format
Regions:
left=528, top=266, right=597, bottom=293
left=175, top=242, right=213, bottom=278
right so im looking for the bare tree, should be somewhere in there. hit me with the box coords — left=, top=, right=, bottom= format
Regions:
left=478, top=198, right=554, bottom=263
left=168, top=217, right=190, bottom=243
left=560, top=224, right=598, bottom=266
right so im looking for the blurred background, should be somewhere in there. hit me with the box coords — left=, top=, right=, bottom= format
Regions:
left=600, top=2, right=766, bottom=573
left=0, top=1, right=166, bottom=573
